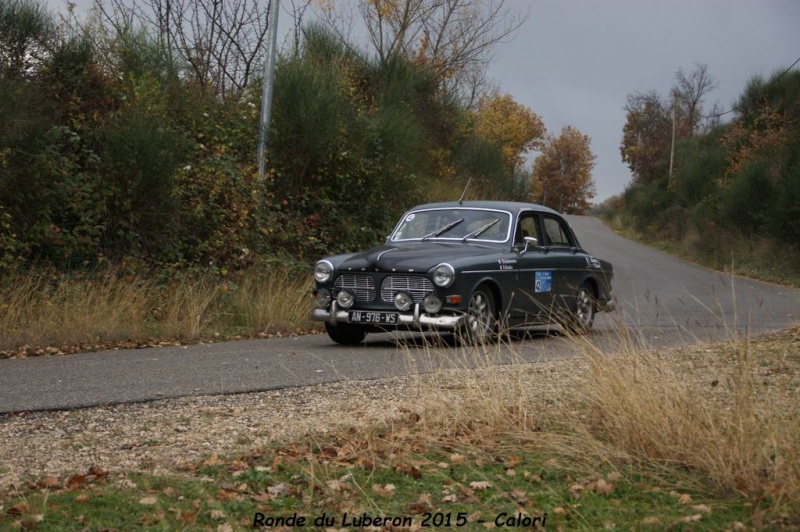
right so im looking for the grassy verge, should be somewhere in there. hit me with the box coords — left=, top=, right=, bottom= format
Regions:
left=0, top=263, right=318, bottom=358
left=2, top=327, right=798, bottom=530
left=601, top=213, right=800, bottom=288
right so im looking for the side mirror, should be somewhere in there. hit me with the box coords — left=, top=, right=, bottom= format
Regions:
left=520, top=236, right=538, bottom=254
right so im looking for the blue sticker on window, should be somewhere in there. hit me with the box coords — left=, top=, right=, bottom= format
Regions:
left=535, top=271, right=552, bottom=293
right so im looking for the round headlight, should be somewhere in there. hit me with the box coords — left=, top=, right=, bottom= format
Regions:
left=314, top=260, right=333, bottom=283
left=432, top=263, right=455, bottom=287
left=336, top=289, right=355, bottom=309
left=394, top=292, right=413, bottom=311
left=422, top=293, right=443, bottom=314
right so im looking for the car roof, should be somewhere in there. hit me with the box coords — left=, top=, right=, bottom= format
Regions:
left=406, top=200, right=562, bottom=216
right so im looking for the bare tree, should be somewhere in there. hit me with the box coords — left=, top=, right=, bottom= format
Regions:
left=674, top=62, right=718, bottom=136
left=95, top=0, right=274, bottom=98
left=316, top=0, right=528, bottom=106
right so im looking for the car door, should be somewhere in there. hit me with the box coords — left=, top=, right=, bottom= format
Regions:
left=510, top=211, right=562, bottom=324
left=541, top=214, right=585, bottom=311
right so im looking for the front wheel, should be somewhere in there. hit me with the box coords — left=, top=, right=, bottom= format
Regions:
left=459, top=287, right=497, bottom=345
left=325, top=322, right=367, bottom=345
left=562, top=284, right=595, bottom=334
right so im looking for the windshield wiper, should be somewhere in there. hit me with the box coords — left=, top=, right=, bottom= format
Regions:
left=461, top=218, right=500, bottom=242
left=422, top=218, right=464, bottom=241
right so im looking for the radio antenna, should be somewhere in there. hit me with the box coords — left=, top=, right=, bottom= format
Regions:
left=458, top=177, right=472, bottom=205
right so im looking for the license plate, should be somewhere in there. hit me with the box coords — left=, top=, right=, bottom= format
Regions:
left=348, top=311, right=399, bottom=324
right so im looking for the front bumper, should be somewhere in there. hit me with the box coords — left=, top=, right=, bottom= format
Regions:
left=310, top=301, right=463, bottom=330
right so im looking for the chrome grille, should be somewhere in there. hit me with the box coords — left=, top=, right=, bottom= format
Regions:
left=334, top=274, right=375, bottom=302
left=381, top=276, right=434, bottom=303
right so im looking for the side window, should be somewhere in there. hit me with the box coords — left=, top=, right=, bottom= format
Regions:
left=515, top=213, right=542, bottom=244
left=543, top=217, right=572, bottom=247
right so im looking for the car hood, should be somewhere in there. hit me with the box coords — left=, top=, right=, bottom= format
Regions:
left=336, top=242, right=501, bottom=273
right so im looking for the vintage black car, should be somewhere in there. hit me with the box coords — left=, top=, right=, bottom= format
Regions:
left=311, top=201, right=615, bottom=345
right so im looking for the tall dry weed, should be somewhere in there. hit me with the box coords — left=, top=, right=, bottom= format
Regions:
left=572, top=335, right=800, bottom=504
left=228, top=270, right=314, bottom=334
left=0, top=264, right=316, bottom=352
left=397, top=323, right=800, bottom=509
left=0, top=271, right=153, bottom=350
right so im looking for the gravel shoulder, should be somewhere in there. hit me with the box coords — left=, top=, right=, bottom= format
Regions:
left=0, top=355, right=592, bottom=492
left=3, top=327, right=797, bottom=493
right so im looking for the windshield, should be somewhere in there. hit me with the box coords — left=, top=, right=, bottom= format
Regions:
left=391, top=208, right=512, bottom=243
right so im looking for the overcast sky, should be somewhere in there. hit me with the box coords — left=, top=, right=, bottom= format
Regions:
left=486, top=0, right=800, bottom=201
left=48, top=0, right=800, bottom=202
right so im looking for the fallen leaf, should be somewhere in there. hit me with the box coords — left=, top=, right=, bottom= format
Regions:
left=75, top=494, right=90, bottom=503
left=6, top=503, right=30, bottom=516
left=470, top=481, right=492, bottom=491
left=450, top=454, right=465, bottom=464
left=417, top=493, right=432, bottom=507
left=372, top=483, right=395, bottom=497
left=203, top=455, right=222, bottom=466
left=38, top=476, right=60, bottom=489
left=678, top=494, right=693, bottom=505
left=266, top=483, right=287, bottom=496
left=88, top=465, right=107, bottom=478
left=177, top=509, right=197, bottom=524
left=326, top=479, right=350, bottom=493
left=467, top=511, right=483, bottom=523
left=568, top=483, right=585, bottom=499
left=396, top=464, right=422, bottom=479
left=139, top=496, right=158, bottom=505
left=509, top=489, right=528, bottom=503
left=681, top=514, right=703, bottom=523
left=595, top=479, right=614, bottom=496
left=66, top=475, right=87, bottom=489
left=692, top=504, right=712, bottom=514
left=442, top=494, right=457, bottom=503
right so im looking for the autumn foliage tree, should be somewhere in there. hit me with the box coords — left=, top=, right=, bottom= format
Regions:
left=532, top=126, right=597, bottom=214
left=474, top=91, right=545, bottom=172
left=620, top=64, right=717, bottom=185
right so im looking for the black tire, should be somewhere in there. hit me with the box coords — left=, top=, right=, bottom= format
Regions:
left=459, top=287, right=497, bottom=345
left=562, top=284, right=595, bottom=334
left=325, top=322, right=367, bottom=345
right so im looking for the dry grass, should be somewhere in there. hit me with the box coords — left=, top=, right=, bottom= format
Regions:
left=401, top=325, right=800, bottom=512
left=0, top=264, right=316, bottom=354
left=575, top=334, right=800, bottom=501
left=0, top=271, right=154, bottom=349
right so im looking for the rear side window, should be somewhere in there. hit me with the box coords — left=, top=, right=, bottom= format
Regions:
left=543, top=216, right=572, bottom=247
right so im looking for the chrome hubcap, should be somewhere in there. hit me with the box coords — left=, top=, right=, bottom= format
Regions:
left=576, top=288, right=594, bottom=328
left=467, top=291, right=493, bottom=336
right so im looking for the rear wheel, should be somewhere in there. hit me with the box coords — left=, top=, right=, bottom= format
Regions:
left=562, top=284, right=595, bottom=334
left=325, top=322, right=367, bottom=345
left=459, top=287, right=497, bottom=344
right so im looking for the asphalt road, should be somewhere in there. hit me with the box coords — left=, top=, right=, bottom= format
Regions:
left=1, top=217, right=798, bottom=413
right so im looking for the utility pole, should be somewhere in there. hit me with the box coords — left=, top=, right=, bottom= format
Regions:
left=668, top=91, right=677, bottom=187
left=258, top=0, right=280, bottom=181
